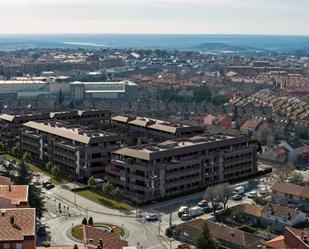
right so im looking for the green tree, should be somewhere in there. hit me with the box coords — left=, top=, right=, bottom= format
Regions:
left=15, top=161, right=45, bottom=219
left=253, top=196, right=268, bottom=206
left=289, top=172, right=304, bottom=185
left=0, top=160, right=15, bottom=179
left=0, top=142, right=5, bottom=151
left=102, top=181, right=113, bottom=197
left=212, top=94, right=229, bottom=105
left=46, top=161, right=54, bottom=171
left=88, top=217, right=94, bottom=226
left=11, top=144, right=20, bottom=158
left=111, top=187, right=123, bottom=199
left=58, top=88, right=64, bottom=106
left=88, top=176, right=96, bottom=188
left=193, top=86, right=212, bottom=103
left=51, top=165, right=60, bottom=177
left=195, top=222, right=218, bottom=249
left=15, top=161, right=31, bottom=185
left=23, top=151, right=32, bottom=162
left=82, top=217, right=88, bottom=225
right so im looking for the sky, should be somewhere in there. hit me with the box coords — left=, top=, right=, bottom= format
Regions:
left=0, top=0, right=309, bottom=35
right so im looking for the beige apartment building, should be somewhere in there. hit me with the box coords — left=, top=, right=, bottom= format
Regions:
left=21, top=121, right=122, bottom=178
left=111, top=115, right=204, bottom=142
left=105, top=134, right=258, bottom=201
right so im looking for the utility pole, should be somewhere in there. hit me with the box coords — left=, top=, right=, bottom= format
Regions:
left=169, top=211, right=172, bottom=228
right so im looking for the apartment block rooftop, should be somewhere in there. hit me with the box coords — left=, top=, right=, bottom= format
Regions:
left=114, top=134, right=250, bottom=160
left=23, top=121, right=120, bottom=144
left=112, top=115, right=204, bottom=134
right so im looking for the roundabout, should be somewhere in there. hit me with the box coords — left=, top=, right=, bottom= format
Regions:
left=70, top=222, right=125, bottom=241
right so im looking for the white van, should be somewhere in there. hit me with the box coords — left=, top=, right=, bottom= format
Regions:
left=233, top=186, right=245, bottom=195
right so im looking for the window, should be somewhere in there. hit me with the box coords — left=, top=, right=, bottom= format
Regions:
left=16, top=244, right=23, bottom=249
left=4, top=244, right=10, bottom=249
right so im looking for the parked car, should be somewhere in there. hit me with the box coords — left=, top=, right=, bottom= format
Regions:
left=45, top=183, right=55, bottom=190
left=145, top=214, right=159, bottom=222
left=181, top=213, right=192, bottom=221
left=197, top=200, right=209, bottom=207
left=258, top=187, right=269, bottom=195
left=232, top=194, right=243, bottom=201
left=188, top=206, right=204, bottom=217
left=178, top=206, right=189, bottom=217
left=32, top=172, right=40, bottom=177
left=247, top=190, right=257, bottom=198
left=42, top=181, right=52, bottom=188
left=233, top=186, right=245, bottom=195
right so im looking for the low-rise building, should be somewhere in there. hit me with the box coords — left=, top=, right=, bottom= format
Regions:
left=106, top=134, right=257, bottom=201
left=0, top=185, right=28, bottom=208
left=0, top=208, right=36, bottom=249
left=271, top=181, right=309, bottom=212
left=265, top=227, right=309, bottom=249
left=173, top=219, right=262, bottom=249
left=261, top=203, right=307, bottom=231
left=240, top=118, right=264, bottom=136
left=21, top=121, right=122, bottom=178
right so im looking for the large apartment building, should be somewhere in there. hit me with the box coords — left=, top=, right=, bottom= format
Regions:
left=105, top=134, right=258, bottom=201
left=0, top=109, right=111, bottom=148
left=0, top=113, right=50, bottom=148
left=50, top=109, right=111, bottom=129
left=21, top=121, right=122, bottom=178
left=111, top=115, right=204, bottom=142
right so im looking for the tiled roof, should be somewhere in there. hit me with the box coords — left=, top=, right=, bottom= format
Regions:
left=240, top=118, right=263, bottom=130
left=0, top=185, right=28, bottom=205
left=0, top=208, right=35, bottom=241
left=271, top=182, right=309, bottom=199
left=37, top=246, right=85, bottom=249
left=232, top=203, right=263, bottom=218
left=261, top=203, right=302, bottom=220
left=0, top=176, right=11, bottom=185
left=83, top=225, right=128, bottom=249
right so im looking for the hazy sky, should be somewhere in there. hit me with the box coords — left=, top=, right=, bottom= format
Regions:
left=1, top=0, right=309, bottom=35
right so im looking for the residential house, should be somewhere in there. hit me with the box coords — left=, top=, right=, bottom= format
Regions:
left=260, top=203, right=307, bottom=231
left=279, top=141, right=306, bottom=164
left=0, top=185, right=28, bottom=208
left=203, top=114, right=217, bottom=126
left=0, top=177, right=11, bottom=185
left=271, top=181, right=309, bottom=212
left=217, top=115, right=233, bottom=129
left=231, top=203, right=263, bottom=225
left=0, top=208, right=36, bottom=249
left=265, top=227, right=309, bottom=249
left=173, top=219, right=262, bottom=249
left=240, top=118, right=264, bottom=136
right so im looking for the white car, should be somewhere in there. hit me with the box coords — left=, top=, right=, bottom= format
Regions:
left=247, top=190, right=257, bottom=198
left=259, top=187, right=269, bottom=195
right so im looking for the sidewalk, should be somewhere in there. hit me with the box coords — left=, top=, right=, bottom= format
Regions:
left=50, top=184, right=136, bottom=218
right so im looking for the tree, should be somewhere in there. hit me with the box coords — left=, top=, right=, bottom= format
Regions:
left=102, top=181, right=114, bottom=197
left=88, top=176, right=96, bottom=188
left=58, top=89, right=64, bottom=106
left=82, top=217, right=88, bottom=225
left=218, top=183, right=233, bottom=210
left=253, top=196, right=268, bottom=206
left=11, top=144, right=20, bottom=158
left=51, top=165, right=60, bottom=177
left=204, top=185, right=221, bottom=215
left=0, top=160, right=15, bottom=179
left=23, top=151, right=32, bottom=162
left=46, top=161, right=54, bottom=171
left=111, top=187, right=123, bottom=199
left=195, top=221, right=218, bottom=249
left=289, top=172, right=304, bottom=185
left=88, top=217, right=94, bottom=226
left=15, top=161, right=32, bottom=185
left=276, top=162, right=295, bottom=182
left=0, top=142, right=5, bottom=151
left=193, top=86, right=212, bottom=103
left=15, top=162, right=45, bottom=218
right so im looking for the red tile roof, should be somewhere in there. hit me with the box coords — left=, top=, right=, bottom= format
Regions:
left=83, top=225, right=128, bottom=249
left=271, top=182, right=309, bottom=199
left=232, top=203, right=263, bottom=218
left=0, top=208, right=35, bottom=241
left=240, top=118, right=263, bottom=130
left=0, top=176, right=11, bottom=185
left=0, top=185, right=28, bottom=205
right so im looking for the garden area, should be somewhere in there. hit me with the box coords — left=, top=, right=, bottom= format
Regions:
left=71, top=217, right=124, bottom=241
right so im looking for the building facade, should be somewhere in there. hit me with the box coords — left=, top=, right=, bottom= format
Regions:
left=105, top=134, right=257, bottom=201
left=21, top=121, right=122, bottom=178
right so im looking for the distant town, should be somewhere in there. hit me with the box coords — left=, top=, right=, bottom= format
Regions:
left=0, top=46, right=308, bottom=249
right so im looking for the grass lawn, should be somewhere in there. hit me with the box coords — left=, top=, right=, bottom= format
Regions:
left=0, top=154, right=69, bottom=185
left=74, top=188, right=135, bottom=210
left=71, top=223, right=124, bottom=240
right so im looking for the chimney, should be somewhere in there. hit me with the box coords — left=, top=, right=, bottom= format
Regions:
left=303, top=235, right=308, bottom=244
left=8, top=184, right=11, bottom=192
left=73, top=245, right=79, bottom=249
left=1, top=210, right=5, bottom=217
left=10, top=216, right=14, bottom=225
